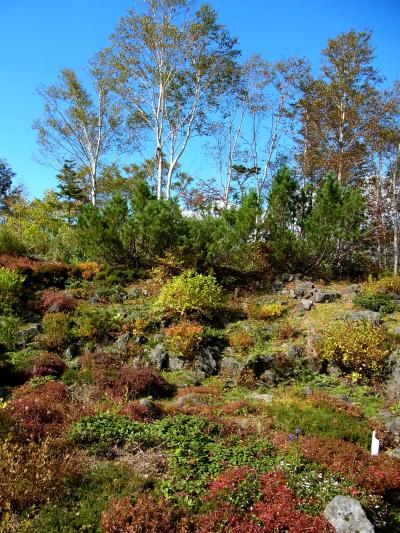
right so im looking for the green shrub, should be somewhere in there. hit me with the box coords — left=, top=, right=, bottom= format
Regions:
left=38, top=312, right=74, bottom=352
left=0, top=267, right=25, bottom=314
left=0, top=315, right=21, bottom=351
left=154, top=270, right=225, bottom=319
left=0, top=226, right=26, bottom=256
left=69, top=413, right=152, bottom=447
left=354, top=292, right=398, bottom=314
left=28, top=463, right=149, bottom=533
left=318, top=320, right=391, bottom=380
left=74, top=303, right=122, bottom=342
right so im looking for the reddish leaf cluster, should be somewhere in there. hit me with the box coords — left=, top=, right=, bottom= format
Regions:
left=197, top=469, right=333, bottom=533
left=301, top=436, right=400, bottom=495
left=82, top=355, right=173, bottom=401
left=100, top=495, right=190, bottom=533
left=6, top=381, right=70, bottom=439
left=31, top=353, right=67, bottom=378
left=40, top=289, right=77, bottom=313
left=119, top=401, right=163, bottom=422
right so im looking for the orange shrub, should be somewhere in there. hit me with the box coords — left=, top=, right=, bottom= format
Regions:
left=78, top=261, right=100, bottom=280
left=164, top=320, right=203, bottom=359
left=101, top=495, right=190, bottom=533
left=228, top=330, right=254, bottom=352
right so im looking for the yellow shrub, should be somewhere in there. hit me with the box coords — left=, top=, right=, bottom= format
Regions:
left=247, top=302, right=286, bottom=321
left=164, top=320, right=203, bottom=359
left=318, top=320, right=391, bottom=379
left=362, top=275, right=400, bottom=297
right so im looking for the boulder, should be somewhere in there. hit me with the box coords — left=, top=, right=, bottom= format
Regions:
left=135, top=335, right=148, bottom=346
left=220, top=356, right=245, bottom=377
left=114, top=332, right=133, bottom=353
left=259, top=369, right=276, bottom=386
left=17, top=324, right=43, bottom=347
left=168, top=356, right=185, bottom=371
left=176, top=393, right=202, bottom=408
left=139, top=397, right=162, bottom=418
left=313, top=291, right=340, bottom=304
left=386, top=349, right=400, bottom=401
left=148, top=344, right=169, bottom=370
left=128, top=287, right=139, bottom=299
left=64, top=344, right=79, bottom=359
left=324, top=496, right=374, bottom=533
left=194, top=346, right=219, bottom=376
left=300, top=299, right=314, bottom=311
left=346, top=310, right=381, bottom=325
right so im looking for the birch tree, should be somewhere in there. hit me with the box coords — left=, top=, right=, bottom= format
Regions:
left=108, top=0, right=238, bottom=200
left=34, top=59, right=128, bottom=206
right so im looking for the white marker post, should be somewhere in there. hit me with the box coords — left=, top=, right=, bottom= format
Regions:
left=371, top=430, right=380, bottom=456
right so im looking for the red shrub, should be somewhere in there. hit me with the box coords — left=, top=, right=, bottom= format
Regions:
left=40, top=290, right=77, bottom=313
left=100, top=495, right=190, bottom=533
left=196, top=503, right=263, bottom=533
left=115, top=367, right=172, bottom=400
left=206, top=467, right=258, bottom=501
left=199, top=470, right=333, bottom=533
left=119, top=401, right=163, bottom=422
left=301, top=436, right=400, bottom=495
left=0, top=254, right=38, bottom=274
left=7, top=381, right=70, bottom=439
left=31, top=353, right=67, bottom=378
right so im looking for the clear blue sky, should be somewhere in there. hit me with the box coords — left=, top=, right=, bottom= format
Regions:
left=1, top=0, right=399, bottom=198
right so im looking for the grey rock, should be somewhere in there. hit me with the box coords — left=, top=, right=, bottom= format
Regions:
left=245, top=353, right=274, bottom=376
left=64, top=344, right=79, bottom=359
left=324, top=496, right=374, bottom=533
left=128, top=287, right=139, bottom=299
left=153, top=333, right=165, bottom=343
left=259, top=370, right=276, bottom=386
left=139, top=397, right=162, bottom=418
left=47, top=302, right=62, bottom=313
left=392, top=327, right=400, bottom=337
left=168, top=356, right=185, bottom=371
left=301, top=299, right=314, bottom=311
left=135, top=335, right=148, bottom=345
left=327, top=364, right=342, bottom=377
left=249, top=392, right=274, bottom=403
left=220, top=356, right=245, bottom=377
left=386, top=349, right=400, bottom=401
left=114, top=332, right=133, bottom=353
left=272, top=281, right=283, bottom=292
left=346, top=310, right=381, bottom=325
left=387, top=447, right=400, bottom=459
left=88, top=291, right=101, bottom=304
left=194, top=346, right=219, bottom=376
left=149, top=344, right=169, bottom=370
left=290, top=287, right=305, bottom=299
left=281, top=273, right=294, bottom=282
left=176, top=393, right=201, bottom=408
left=18, top=323, right=43, bottom=346
left=313, top=291, right=340, bottom=304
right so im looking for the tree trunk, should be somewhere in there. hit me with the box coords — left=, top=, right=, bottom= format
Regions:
left=393, top=145, right=400, bottom=275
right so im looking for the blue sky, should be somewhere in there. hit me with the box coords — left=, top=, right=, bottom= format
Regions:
left=1, top=0, right=399, bottom=198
